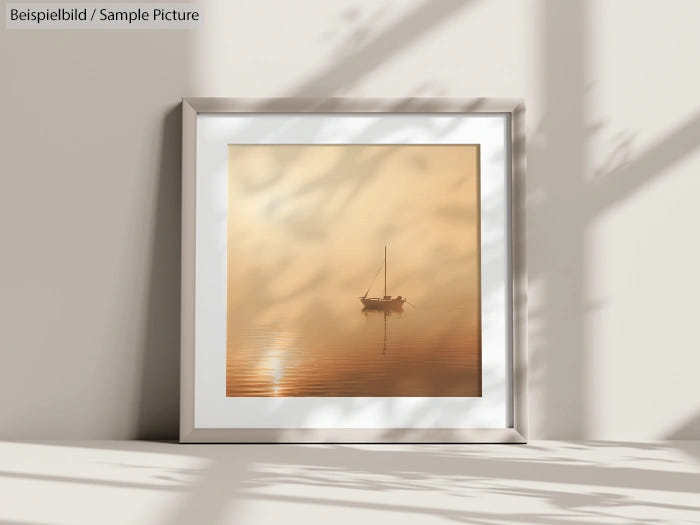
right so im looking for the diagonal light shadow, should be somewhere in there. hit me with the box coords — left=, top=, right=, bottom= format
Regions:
left=528, top=0, right=588, bottom=438
left=530, top=0, right=700, bottom=440
left=11, top=441, right=700, bottom=524
left=589, top=111, right=700, bottom=213
left=288, top=0, right=478, bottom=96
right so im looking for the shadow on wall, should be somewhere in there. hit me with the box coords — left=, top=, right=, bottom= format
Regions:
left=288, top=0, right=475, bottom=97
left=526, top=0, right=589, bottom=439
left=137, top=106, right=182, bottom=440
left=667, top=412, right=700, bottom=463
left=528, top=0, right=700, bottom=438
left=668, top=412, right=700, bottom=441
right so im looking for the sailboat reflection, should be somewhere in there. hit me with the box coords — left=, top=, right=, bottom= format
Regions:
left=362, top=308, right=402, bottom=356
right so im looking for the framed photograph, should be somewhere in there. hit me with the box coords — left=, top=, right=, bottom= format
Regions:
left=180, top=98, right=527, bottom=443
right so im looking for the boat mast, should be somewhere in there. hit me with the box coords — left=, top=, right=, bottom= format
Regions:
left=384, top=245, right=387, bottom=298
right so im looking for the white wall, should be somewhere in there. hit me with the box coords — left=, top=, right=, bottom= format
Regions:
left=1, top=0, right=699, bottom=440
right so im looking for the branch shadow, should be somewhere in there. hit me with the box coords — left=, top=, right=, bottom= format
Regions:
left=7, top=441, right=699, bottom=525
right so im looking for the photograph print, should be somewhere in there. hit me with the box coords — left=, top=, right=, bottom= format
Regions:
left=226, top=144, right=481, bottom=397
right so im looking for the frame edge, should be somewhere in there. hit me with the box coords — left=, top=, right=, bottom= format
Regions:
left=180, top=427, right=526, bottom=444
left=182, top=96, right=525, bottom=114
left=180, top=99, right=197, bottom=442
left=511, top=102, right=529, bottom=442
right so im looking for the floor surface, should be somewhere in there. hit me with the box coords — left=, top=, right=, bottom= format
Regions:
left=1, top=441, right=699, bottom=524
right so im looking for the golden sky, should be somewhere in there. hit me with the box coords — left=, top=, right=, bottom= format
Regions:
left=226, top=144, right=481, bottom=397
left=226, top=144, right=480, bottom=333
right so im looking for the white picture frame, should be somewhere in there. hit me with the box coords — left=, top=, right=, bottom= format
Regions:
left=180, top=98, right=527, bottom=443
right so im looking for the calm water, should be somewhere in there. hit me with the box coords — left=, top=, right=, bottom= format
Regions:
left=226, top=300, right=481, bottom=397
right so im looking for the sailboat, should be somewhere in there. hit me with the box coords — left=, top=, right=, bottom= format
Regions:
left=359, top=246, right=406, bottom=310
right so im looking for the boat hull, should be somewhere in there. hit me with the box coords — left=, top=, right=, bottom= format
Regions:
left=360, top=297, right=405, bottom=311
